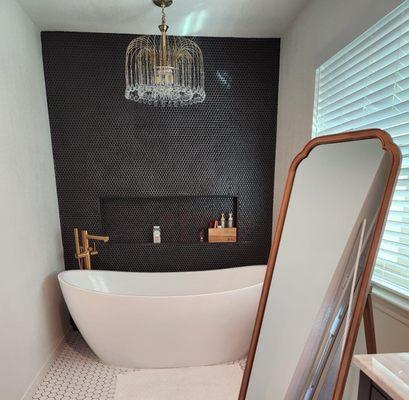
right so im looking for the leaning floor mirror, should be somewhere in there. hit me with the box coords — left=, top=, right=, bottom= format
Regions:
left=239, top=130, right=401, bottom=400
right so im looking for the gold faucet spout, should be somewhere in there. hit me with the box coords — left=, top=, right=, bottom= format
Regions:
left=87, top=234, right=109, bottom=243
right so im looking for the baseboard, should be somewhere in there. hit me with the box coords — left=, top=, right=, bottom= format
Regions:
left=20, top=329, right=70, bottom=400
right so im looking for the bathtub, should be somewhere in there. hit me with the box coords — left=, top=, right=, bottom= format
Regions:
left=58, top=265, right=266, bottom=368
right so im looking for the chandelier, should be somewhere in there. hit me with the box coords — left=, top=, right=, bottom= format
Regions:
left=125, top=0, right=206, bottom=107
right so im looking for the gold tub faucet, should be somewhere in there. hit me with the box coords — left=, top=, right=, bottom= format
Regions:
left=74, top=228, right=109, bottom=270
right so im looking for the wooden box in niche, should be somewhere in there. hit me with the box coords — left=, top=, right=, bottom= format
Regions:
left=208, top=228, right=237, bottom=243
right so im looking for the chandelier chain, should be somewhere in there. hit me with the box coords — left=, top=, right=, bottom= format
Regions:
left=161, top=4, right=166, bottom=24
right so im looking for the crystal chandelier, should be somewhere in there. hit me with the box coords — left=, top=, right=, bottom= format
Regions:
left=125, top=0, right=205, bottom=107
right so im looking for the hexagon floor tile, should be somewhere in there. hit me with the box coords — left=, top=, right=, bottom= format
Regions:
left=32, top=332, right=132, bottom=400
left=32, top=331, right=246, bottom=399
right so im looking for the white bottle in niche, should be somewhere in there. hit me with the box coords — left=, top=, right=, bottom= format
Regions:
left=228, top=213, right=234, bottom=228
left=153, top=226, right=161, bottom=244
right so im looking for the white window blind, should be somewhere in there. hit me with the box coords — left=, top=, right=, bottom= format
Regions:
left=312, top=1, right=409, bottom=298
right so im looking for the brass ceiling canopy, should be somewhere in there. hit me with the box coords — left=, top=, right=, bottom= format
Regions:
left=125, top=0, right=205, bottom=106
left=153, top=0, right=173, bottom=7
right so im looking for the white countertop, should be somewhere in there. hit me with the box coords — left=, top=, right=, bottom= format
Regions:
left=353, top=353, right=409, bottom=400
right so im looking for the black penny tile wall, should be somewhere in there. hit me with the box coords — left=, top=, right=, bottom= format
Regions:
left=41, top=32, right=279, bottom=272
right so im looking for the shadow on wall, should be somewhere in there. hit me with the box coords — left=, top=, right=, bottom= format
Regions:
left=41, top=271, right=69, bottom=341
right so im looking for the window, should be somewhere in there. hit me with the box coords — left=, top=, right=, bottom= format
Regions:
left=312, top=1, right=409, bottom=298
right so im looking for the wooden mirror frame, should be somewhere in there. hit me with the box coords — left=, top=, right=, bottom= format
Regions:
left=239, top=129, right=401, bottom=400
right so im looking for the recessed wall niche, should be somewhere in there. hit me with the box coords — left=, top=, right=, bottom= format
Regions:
left=101, top=196, right=237, bottom=244
left=41, top=32, right=279, bottom=272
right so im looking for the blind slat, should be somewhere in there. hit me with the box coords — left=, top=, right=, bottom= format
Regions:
left=319, top=76, right=409, bottom=121
left=380, top=240, right=409, bottom=256
left=319, top=88, right=409, bottom=129
left=382, top=235, right=409, bottom=247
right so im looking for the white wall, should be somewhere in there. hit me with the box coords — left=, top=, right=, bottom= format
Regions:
left=0, top=1, right=68, bottom=399
left=372, top=293, right=409, bottom=352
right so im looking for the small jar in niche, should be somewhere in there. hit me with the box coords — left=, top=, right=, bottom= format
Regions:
left=153, top=226, right=161, bottom=244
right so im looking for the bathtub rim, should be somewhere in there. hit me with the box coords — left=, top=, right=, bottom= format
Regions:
left=58, top=265, right=267, bottom=299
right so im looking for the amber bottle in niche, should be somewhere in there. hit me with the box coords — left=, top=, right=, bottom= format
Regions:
left=220, top=213, right=226, bottom=228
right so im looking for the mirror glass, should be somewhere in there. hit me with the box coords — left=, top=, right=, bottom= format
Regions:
left=245, top=138, right=392, bottom=399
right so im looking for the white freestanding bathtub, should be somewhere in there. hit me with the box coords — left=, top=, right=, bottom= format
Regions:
left=58, top=265, right=266, bottom=368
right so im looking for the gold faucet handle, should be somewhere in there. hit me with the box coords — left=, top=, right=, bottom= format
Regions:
left=87, top=233, right=109, bottom=255
left=73, top=228, right=109, bottom=270
left=90, top=242, right=98, bottom=256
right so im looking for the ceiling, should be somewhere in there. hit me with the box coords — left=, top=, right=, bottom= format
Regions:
left=17, top=0, right=308, bottom=37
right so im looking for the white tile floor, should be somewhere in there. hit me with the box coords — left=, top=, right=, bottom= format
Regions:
left=32, top=331, right=246, bottom=400
left=32, top=332, right=132, bottom=400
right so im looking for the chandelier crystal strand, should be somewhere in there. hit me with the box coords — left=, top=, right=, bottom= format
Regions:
left=125, top=0, right=205, bottom=107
